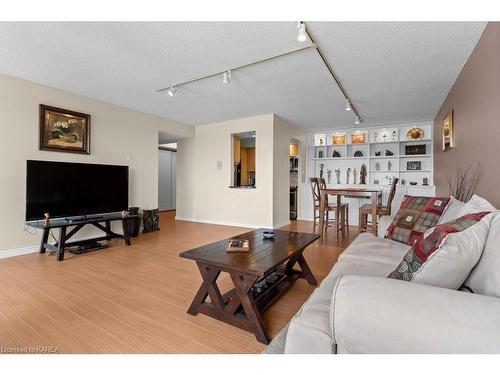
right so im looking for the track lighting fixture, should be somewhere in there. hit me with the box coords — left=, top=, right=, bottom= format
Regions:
left=158, top=22, right=362, bottom=123
left=223, top=69, right=231, bottom=84
left=167, top=86, right=177, bottom=97
left=297, top=22, right=307, bottom=42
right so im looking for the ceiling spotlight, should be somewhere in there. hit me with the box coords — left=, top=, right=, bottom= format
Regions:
left=167, top=86, right=177, bottom=97
left=354, top=116, right=361, bottom=125
left=223, top=69, right=231, bottom=84
left=297, top=22, right=307, bottom=42
left=345, top=99, right=352, bottom=112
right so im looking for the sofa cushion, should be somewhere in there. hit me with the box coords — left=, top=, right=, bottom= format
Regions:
left=457, top=195, right=496, bottom=216
left=385, top=195, right=450, bottom=245
left=438, top=196, right=466, bottom=224
left=285, top=256, right=398, bottom=354
left=465, top=211, right=500, bottom=297
left=340, top=232, right=410, bottom=265
left=388, top=211, right=492, bottom=289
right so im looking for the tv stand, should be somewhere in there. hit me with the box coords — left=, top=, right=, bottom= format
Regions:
left=27, top=213, right=138, bottom=261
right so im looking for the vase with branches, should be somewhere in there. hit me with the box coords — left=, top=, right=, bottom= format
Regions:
left=447, top=163, right=483, bottom=202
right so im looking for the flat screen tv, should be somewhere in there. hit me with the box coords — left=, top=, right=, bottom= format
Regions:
left=26, top=160, right=129, bottom=221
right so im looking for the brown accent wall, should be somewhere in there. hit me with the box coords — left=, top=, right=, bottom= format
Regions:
left=433, top=22, right=500, bottom=206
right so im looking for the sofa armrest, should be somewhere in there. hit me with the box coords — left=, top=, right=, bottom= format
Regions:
left=377, top=215, right=392, bottom=238
left=331, top=276, right=500, bottom=353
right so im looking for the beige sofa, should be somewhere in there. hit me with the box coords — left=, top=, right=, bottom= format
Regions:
left=284, top=213, right=500, bottom=354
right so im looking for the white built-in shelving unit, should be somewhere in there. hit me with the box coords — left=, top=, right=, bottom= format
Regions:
left=306, top=122, right=434, bottom=188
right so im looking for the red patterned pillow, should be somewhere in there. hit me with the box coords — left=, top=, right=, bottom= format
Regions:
left=385, top=196, right=451, bottom=245
left=388, top=211, right=492, bottom=289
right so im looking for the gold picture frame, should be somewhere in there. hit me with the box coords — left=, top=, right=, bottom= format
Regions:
left=442, top=109, right=454, bottom=151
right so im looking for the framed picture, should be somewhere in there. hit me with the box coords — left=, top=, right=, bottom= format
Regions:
left=39, top=105, right=90, bottom=154
left=407, top=161, right=422, bottom=171
left=351, top=131, right=366, bottom=144
left=442, top=109, right=454, bottom=151
left=332, top=133, right=346, bottom=145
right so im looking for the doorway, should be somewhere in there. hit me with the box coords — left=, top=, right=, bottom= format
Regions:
left=158, top=143, right=177, bottom=211
left=290, top=139, right=299, bottom=220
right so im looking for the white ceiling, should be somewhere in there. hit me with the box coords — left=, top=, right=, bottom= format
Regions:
left=0, top=22, right=486, bottom=130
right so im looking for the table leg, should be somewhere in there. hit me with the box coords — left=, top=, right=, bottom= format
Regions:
left=337, top=194, right=343, bottom=241
left=187, top=262, right=223, bottom=315
left=230, top=273, right=269, bottom=344
left=40, top=228, right=49, bottom=254
left=371, top=192, right=378, bottom=235
left=297, top=254, right=318, bottom=285
left=319, top=190, right=326, bottom=240
left=57, top=227, right=67, bottom=261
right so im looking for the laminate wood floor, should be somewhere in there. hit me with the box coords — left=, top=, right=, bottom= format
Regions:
left=0, top=212, right=357, bottom=353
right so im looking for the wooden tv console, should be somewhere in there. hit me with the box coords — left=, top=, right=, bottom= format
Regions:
left=27, top=213, right=138, bottom=261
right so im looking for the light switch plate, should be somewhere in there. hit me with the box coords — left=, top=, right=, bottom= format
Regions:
left=216, top=160, right=223, bottom=170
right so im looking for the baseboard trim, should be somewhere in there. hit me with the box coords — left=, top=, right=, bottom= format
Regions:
left=0, top=231, right=125, bottom=260
left=273, top=220, right=291, bottom=229
left=174, top=216, right=274, bottom=229
left=297, top=216, right=313, bottom=222
left=0, top=245, right=39, bottom=259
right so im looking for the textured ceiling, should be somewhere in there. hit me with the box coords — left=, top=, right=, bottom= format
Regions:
left=0, top=22, right=486, bottom=130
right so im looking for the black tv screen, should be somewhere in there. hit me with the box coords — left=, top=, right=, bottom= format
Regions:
left=26, top=160, right=129, bottom=221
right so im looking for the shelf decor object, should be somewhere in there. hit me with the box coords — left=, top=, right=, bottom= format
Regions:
left=406, top=127, right=425, bottom=140
left=442, top=109, right=455, bottom=151
left=354, top=150, right=363, bottom=157
left=407, top=161, right=422, bottom=171
left=314, top=134, right=326, bottom=146
left=405, top=144, right=427, bottom=155
left=332, top=150, right=341, bottom=157
left=351, top=131, right=366, bottom=144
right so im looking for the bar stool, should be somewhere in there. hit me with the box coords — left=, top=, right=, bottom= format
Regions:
left=358, top=178, right=399, bottom=233
left=309, top=177, right=348, bottom=237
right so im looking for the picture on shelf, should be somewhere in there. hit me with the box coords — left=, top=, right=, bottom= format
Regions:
left=332, top=133, right=346, bottom=145
left=405, top=144, right=427, bottom=155
left=351, top=132, right=366, bottom=144
left=407, top=161, right=422, bottom=171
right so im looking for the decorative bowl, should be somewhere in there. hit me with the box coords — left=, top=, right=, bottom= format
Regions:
left=263, top=230, right=275, bottom=239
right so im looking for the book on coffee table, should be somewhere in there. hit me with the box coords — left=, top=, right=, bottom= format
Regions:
left=226, top=239, right=249, bottom=252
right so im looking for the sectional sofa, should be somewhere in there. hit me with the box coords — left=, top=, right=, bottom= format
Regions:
left=285, top=196, right=500, bottom=353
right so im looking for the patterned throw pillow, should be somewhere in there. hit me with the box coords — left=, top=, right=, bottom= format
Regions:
left=388, top=211, right=492, bottom=290
left=385, top=196, right=451, bottom=245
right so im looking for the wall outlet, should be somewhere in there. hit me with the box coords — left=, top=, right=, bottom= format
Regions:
left=216, top=160, right=223, bottom=170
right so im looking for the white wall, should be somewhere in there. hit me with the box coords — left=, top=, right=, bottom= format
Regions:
left=176, top=114, right=275, bottom=228
left=0, top=73, right=193, bottom=255
left=176, top=114, right=304, bottom=228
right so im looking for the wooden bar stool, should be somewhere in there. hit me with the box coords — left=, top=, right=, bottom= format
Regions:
left=358, top=178, right=399, bottom=233
left=309, top=177, right=348, bottom=237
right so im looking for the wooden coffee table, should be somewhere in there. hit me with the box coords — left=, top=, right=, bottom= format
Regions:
left=179, top=229, right=319, bottom=344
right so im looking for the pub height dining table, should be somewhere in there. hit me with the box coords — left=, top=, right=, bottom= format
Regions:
left=318, top=187, right=382, bottom=240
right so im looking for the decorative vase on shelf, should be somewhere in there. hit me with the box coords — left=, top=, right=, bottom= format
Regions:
left=346, top=168, right=351, bottom=184
left=327, top=169, right=332, bottom=184
left=375, top=162, right=380, bottom=171
left=319, top=164, right=325, bottom=179
left=335, top=169, right=340, bottom=184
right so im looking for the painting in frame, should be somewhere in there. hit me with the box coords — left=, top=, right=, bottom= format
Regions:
left=442, top=109, right=454, bottom=151
left=39, top=104, right=90, bottom=154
